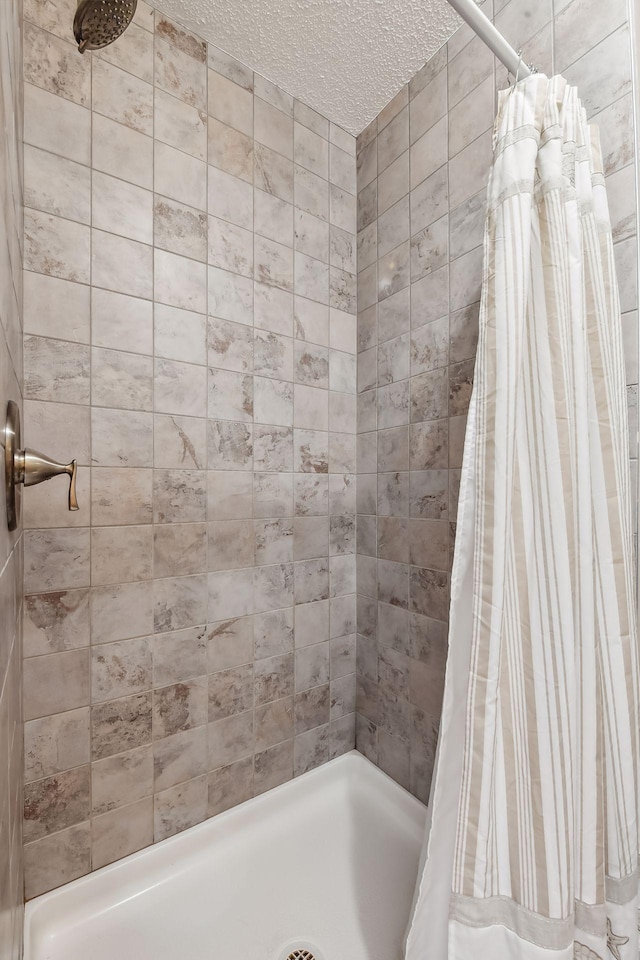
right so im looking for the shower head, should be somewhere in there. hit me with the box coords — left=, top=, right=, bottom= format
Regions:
left=73, top=0, right=138, bottom=54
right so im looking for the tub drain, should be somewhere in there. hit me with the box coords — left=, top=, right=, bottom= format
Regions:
left=278, top=941, right=324, bottom=960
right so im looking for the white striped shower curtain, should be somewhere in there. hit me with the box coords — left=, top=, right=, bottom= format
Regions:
left=405, top=75, right=639, bottom=960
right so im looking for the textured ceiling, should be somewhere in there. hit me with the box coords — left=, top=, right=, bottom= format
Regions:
left=150, top=0, right=468, bottom=134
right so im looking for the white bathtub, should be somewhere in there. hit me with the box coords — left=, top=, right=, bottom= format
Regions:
left=24, top=752, right=426, bottom=960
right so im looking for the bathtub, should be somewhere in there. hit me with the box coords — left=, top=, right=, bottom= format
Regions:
left=24, top=751, right=427, bottom=960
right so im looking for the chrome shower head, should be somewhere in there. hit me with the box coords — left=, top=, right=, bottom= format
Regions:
left=73, top=0, right=138, bottom=54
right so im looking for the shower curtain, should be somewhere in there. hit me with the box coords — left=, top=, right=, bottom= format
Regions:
left=405, top=74, right=639, bottom=960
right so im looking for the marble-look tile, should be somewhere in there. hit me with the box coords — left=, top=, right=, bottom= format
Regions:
left=92, top=467, right=153, bottom=526
left=255, top=97, right=293, bottom=159
left=330, top=144, right=357, bottom=195
left=154, top=776, right=208, bottom=841
left=155, top=36, right=206, bottom=111
left=25, top=335, right=90, bottom=404
left=92, top=797, right=153, bottom=869
left=208, top=44, right=254, bottom=91
left=154, top=305, right=205, bottom=367
left=155, top=140, right=206, bottom=209
left=154, top=470, right=207, bottom=524
left=208, top=757, right=254, bottom=814
left=207, top=711, right=254, bottom=768
left=95, top=19, right=154, bottom=82
left=91, top=636, right=152, bottom=703
left=155, top=15, right=207, bottom=61
left=207, top=615, right=254, bottom=672
left=330, top=184, right=356, bottom=233
left=155, top=249, right=207, bottom=313
left=155, top=88, right=207, bottom=161
left=24, top=81, right=91, bottom=166
left=208, top=471, right=253, bottom=520
left=92, top=408, right=154, bottom=467
left=254, top=562, right=294, bottom=614
left=564, top=25, right=631, bottom=119
left=208, top=664, right=253, bottom=721
left=24, top=823, right=91, bottom=900
left=23, top=648, right=89, bottom=721
left=154, top=574, right=207, bottom=634
left=410, top=68, right=447, bottom=145
left=254, top=740, right=293, bottom=794
left=92, top=744, right=154, bottom=815
left=411, top=265, right=449, bottom=330
left=91, top=693, right=152, bottom=761
left=295, top=100, right=329, bottom=138
left=24, top=529, right=91, bottom=594
left=153, top=522, right=207, bottom=579
left=208, top=115, right=253, bottom=184
left=378, top=152, right=410, bottom=215
left=91, top=525, right=153, bottom=585
left=24, top=588, right=89, bottom=659
left=153, top=678, right=207, bottom=739
left=378, top=108, right=409, bottom=175
left=155, top=357, right=208, bottom=417
left=24, top=708, right=90, bottom=782
left=410, top=117, right=447, bottom=192
left=24, top=21, right=90, bottom=106
left=208, top=264, right=253, bottom=325
left=208, top=69, right=253, bottom=136
left=92, top=347, right=153, bottom=412
left=154, top=725, right=207, bottom=792
left=25, top=208, right=90, bottom=284
left=208, top=519, right=254, bottom=570
left=295, top=209, right=329, bottom=263
left=295, top=165, right=329, bottom=222
left=208, top=568, right=254, bottom=621
left=253, top=425, right=293, bottom=472
left=92, top=58, right=153, bottom=136
left=254, top=142, right=294, bottom=204
left=207, top=420, right=253, bottom=470
left=254, top=190, right=293, bottom=249
left=255, top=518, right=294, bottom=564
left=94, top=113, right=153, bottom=191
left=295, top=122, right=328, bottom=178
left=155, top=197, right=207, bottom=262
left=92, top=288, right=153, bottom=356
left=92, top=229, right=152, bottom=300
left=253, top=376, right=293, bottom=426
left=25, top=144, right=91, bottom=225
left=294, top=684, right=330, bottom=734
left=378, top=87, right=408, bottom=133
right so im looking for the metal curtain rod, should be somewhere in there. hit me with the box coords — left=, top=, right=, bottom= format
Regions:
left=446, top=0, right=533, bottom=78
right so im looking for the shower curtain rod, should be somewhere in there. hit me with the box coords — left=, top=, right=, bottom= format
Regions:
left=446, top=0, right=534, bottom=78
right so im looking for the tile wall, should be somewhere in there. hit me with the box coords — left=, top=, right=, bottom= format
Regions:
left=21, top=0, right=357, bottom=897
left=355, top=0, right=639, bottom=803
left=0, top=0, right=25, bottom=955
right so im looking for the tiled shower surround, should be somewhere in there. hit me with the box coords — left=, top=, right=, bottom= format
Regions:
left=0, top=0, right=24, bottom=953
left=354, top=0, right=639, bottom=801
left=17, top=0, right=640, bottom=906
left=21, top=0, right=357, bottom=896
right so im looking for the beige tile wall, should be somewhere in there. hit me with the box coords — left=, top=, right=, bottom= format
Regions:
left=0, top=0, right=25, bottom=955
left=21, top=0, right=357, bottom=897
left=355, top=0, right=639, bottom=802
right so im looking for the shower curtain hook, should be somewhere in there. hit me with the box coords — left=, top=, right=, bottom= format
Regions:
left=510, top=49, right=523, bottom=91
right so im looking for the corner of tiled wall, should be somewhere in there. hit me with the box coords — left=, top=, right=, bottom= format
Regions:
left=354, top=0, right=639, bottom=803
left=21, top=0, right=357, bottom=898
left=0, top=0, right=25, bottom=956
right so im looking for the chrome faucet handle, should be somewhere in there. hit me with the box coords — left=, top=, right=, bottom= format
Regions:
left=4, top=401, right=80, bottom=531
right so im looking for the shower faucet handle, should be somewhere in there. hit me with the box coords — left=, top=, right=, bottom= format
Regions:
left=3, top=400, right=79, bottom=531
left=17, top=448, right=79, bottom=511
